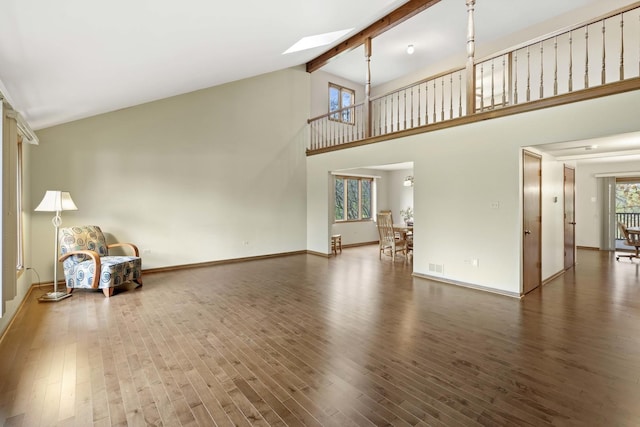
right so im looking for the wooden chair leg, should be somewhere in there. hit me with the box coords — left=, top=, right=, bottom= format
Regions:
left=66, top=287, right=74, bottom=294
left=331, top=234, right=342, bottom=256
left=103, top=288, right=114, bottom=298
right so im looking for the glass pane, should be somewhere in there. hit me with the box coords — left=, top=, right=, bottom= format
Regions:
left=361, top=180, right=371, bottom=219
left=342, top=90, right=353, bottom=107
left=616, top=183, right=640, bottom=213
left=347, top=179, right=359, bottom=220
left=335, top=178, right=344, bottom=220
left=342, top=107, right=352, bottom=123
left=341, top=90, right=353, bottom=123
left=329, top=86, right=340, bottom=120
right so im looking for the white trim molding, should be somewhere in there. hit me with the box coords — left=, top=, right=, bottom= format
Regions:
left=594, top=171, right=640, bottom=178
left=5, top=109, right=38, bottom=145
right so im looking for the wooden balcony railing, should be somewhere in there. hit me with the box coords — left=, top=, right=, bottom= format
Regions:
left=308, top=103, right=366, bottom=151
left=370, top=68, right=466, bottom=136
left=308, top=2, right=640, bottom=153
left=616, top=212, right=640, bottom=239
left=476, top=2, right=640, bottom=110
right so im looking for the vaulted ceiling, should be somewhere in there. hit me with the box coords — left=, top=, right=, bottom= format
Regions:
left=0, top=0, right=633, bottom=130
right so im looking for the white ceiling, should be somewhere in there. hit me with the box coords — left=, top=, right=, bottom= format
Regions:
left=0, top=0, right=637, bottom=153
left=531, top=131, right=640, bottom=163
left=0, top=0, right=406, bottom=129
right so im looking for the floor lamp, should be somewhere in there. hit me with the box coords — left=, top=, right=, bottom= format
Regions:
left=35, top=190, right=77, bottom=302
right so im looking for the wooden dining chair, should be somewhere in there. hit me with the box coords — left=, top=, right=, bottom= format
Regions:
left=379, top=209, right=402, bottom=240
left=377, top=211, right=407, bottom=261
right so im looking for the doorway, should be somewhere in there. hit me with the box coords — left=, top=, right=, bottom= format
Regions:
left=564, top=166, right=576, bottom=270
left=523, top=151, right=542, bottom=294
left=614, top=178, right=640, bottom=250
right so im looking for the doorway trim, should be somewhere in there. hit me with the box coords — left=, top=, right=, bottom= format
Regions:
left=522, top=150, right=542, bottom=295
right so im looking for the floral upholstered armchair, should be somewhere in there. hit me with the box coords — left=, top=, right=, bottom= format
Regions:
left=58, top=225, right=142, bottom=297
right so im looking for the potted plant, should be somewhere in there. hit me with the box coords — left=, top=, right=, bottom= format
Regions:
left=400, top=206, right=413, bottom=225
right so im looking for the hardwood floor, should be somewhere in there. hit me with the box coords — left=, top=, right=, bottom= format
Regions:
left=1, top=247, right=639, bottom=426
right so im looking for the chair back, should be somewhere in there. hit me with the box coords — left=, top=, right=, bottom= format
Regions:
left=619, top=222, right=640, bottom=247
left=59, top=225, right=109, bottom=267
left=377, top=211, right=396, bottom=245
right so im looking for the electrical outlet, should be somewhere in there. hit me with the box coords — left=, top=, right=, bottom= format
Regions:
left=429, top=263, right=444, bottom=274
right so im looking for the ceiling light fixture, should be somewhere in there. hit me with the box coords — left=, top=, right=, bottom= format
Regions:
left=283, top=29, right=354, bottom=54
left=407, top=44, right=415, bottom=55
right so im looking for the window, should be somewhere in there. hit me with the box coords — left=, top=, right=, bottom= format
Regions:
left=616, top=179, right=640, bottom=213
left=615, top=178, right=640, bottom=233
left=335, top=176, right=372, bottom=222
left=329, top=83, right=355, bottom=124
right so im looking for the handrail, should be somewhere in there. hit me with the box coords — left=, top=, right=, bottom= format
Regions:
left=475, top=1, right=640, bottom=64
left=308, top=101, right=365, bottom=123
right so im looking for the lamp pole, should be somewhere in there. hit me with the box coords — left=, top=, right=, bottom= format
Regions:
left=40, top=209, right=71, bottom=301
left=35, top=190, right=76, bottom=302
left=51, top=210, right=62, bottom=297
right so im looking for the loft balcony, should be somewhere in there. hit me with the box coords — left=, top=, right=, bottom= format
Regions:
left=307, top=2, right=640, bottom=155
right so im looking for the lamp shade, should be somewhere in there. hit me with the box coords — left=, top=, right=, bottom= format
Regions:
left=35, top=191, right=78, bottom=212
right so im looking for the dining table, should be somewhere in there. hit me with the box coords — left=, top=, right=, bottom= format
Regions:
left=393, top=224, right=413, bottom=240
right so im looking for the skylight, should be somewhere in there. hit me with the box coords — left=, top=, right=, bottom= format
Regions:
left=283, top=29, right=353, bottom=54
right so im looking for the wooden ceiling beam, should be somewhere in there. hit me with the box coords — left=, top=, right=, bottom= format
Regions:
left=306, top=0, right=442, bottom=73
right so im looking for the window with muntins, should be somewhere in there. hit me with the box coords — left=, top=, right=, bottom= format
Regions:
left=335, top=176, right=372, bottom=222
left=329, top=83, right=355, bottom=124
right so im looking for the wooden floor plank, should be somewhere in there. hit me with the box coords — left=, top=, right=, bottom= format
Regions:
left=57, top=342, right=77, bottom=422
left=1, top=247, right=640, bottom=426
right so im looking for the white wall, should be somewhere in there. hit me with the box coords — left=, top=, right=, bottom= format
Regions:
left=386, top=169, right=414, bottom=223
left=575, top=158, right=640, bottom=248
left=540, top=152, right=567, bottom=278
left=30, top=67, right=310, bottom=281
left=307, top=89, right=640, bottom=296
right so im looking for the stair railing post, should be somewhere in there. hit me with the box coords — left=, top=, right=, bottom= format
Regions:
left=466, top=0, right=476, bottom=115
left=364, top=37, right=372, bottom=138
